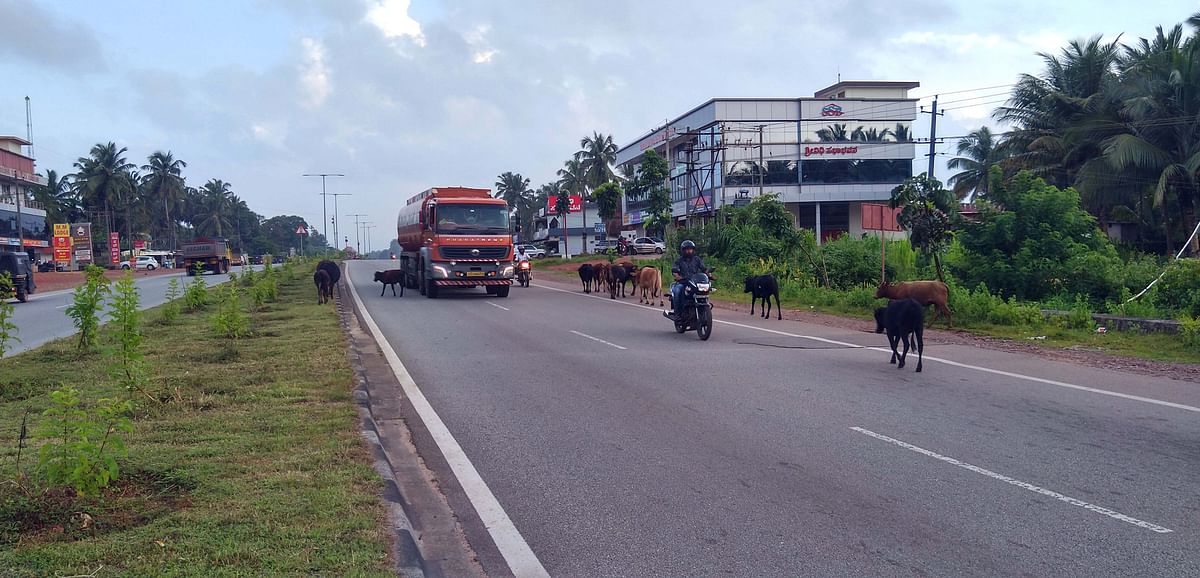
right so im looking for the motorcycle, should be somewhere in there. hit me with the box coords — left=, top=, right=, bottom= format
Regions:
left=663, top=270, right=714, bottom=340
left=516, top=260, right=532, bottom=287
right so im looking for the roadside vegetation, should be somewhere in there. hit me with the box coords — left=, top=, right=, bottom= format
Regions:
left=0, top=260, right=391, bottom=575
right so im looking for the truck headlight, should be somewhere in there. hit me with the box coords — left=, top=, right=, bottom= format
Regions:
left=432, top=265, right=450, bottom=278
left=501, top=265, right=514, bottom=276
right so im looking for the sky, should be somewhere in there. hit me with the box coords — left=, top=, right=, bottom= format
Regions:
left=0, top=0, right=1194, bottom=250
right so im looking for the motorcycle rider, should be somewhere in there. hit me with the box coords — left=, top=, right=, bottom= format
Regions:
left=666, top=240, right=708, bottom=320
left=515, top=245, right=531, bottom=263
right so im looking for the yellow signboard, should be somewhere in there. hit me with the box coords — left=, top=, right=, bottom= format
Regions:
left=53, top=223, right=70, bottom=237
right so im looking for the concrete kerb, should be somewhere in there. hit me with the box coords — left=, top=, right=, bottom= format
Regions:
left=336, top=272, right=430, bottom=578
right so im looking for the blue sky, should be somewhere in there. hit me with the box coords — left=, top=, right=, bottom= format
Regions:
left=0, top=0, right=1194, bottom=250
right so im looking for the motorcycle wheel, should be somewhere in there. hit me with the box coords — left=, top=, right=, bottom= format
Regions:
left=675, top=320, right=687, bottom=333
left=697, top=306, right=712, bottom=341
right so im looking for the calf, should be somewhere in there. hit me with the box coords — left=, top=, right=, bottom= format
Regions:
left=374, top=269, right=405, bottom=297
left=744, top=274, right=782, bottom=320
left=314, top=269, right=333, bottom=304
left=636, top=266, right=664, bottom=306
left=616, top=261, right=639, bottom=297
left=578, top=264, right=595, bottom=293
left=592, top=263, right=609, bottom=293
left=874, top=298, right=924, bottom=372
left=875, top=280, right=951, bottom=327
left=606, top=263, right=630, bottom=299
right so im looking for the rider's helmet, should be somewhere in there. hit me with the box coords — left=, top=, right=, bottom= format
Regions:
left=518, top=245, right=526, bottom=254
left=680, top=240, right=696, bottom=257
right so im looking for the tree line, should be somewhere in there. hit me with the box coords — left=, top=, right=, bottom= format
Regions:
left=33, top=143, right=329, bottom=260
left=949, top=10, right=1200, bottom=255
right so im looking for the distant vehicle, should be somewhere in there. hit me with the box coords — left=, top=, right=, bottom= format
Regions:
left=629, top=237, right=666, bottom=254
left=592, top=239, right=620, bottom=253
left=516, top=244, right=546, bottom=258
left=37, top=260, right=66, bottom=272
left=0, top=251, right=35, bottom=302
left=180, top=238, right=232, bottom=275
left=121, top=255, right=160, bottom=271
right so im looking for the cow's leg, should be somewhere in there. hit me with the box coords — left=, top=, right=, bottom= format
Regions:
left=750, top=296, right=756, bottom=316
left=898, top=332, right=911, bottom=369
left=380, top=284, right=386, bottom=297
left=888, top=332, right=898, bottom=364
left=914, top=326, right=923, bottom=372
left=763, top=294, right=770, bottom=318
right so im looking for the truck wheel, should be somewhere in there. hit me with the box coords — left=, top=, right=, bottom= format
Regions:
left=425, top=278, right=438, bottom=299
left=495, top=285, right=510, bottom=298
left=418, top=268, right=426, bottom=295
left=16, top=285, right=27, bottom=303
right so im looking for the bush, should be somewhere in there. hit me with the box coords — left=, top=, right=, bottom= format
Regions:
left=0, top=273, right=17, bottom=357
left=1179, top=315, right=1200, bottom=347
left=161, top=277, right=182, bottom=322
left=106, top=273, right=149, bottom=400
left=212, top=280, right=249, bottom=339
left=65, top=265, right=110, bottom=352
left=37, top=388, right=133, bottom=497
left=185, top=272, right=209, bottom=312
left=1155, top=259, right=1200, bottom=317
left=1063, top=296, right=1096, bottom=330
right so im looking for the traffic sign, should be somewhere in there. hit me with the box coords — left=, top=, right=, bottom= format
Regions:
left=296, top=225, right=309, bottom=235
left=594, top=222, right=604, bottom=233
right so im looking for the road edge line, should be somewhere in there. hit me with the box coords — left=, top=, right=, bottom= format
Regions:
left=346, top=264, right=551, bottom=578
left=531, top=281, right=1200, bottom=415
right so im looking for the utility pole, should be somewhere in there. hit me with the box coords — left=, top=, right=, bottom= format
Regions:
left=757, top=124, right=765, bottom=197
left=347, top=213, right=367, bottom=256
left=326, top=192, right=351, bottom=252
left=302, top=173, right=344, bottom=249
left=363, top=224, right=376, bottom=255
left=921, top=96, right=944, bottom=179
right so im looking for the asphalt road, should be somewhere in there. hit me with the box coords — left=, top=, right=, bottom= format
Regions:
left=4, top=267, right=255, bottom=358
left=346, top=260, right=1200, bottom=577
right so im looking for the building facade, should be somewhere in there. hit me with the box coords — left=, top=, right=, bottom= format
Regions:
left=615, top=80, right=918, bottom=243
left=0, top=136, right=49, bottom=259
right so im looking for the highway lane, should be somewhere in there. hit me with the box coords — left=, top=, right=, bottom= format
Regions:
left=346, top=260, right=1200, bottom=577
left=4, top=267, right=257, bottom=358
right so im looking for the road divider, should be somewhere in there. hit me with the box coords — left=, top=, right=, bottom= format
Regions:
left=347, top=270, right=551, bottom=578
left=850, top=426, right=1174, bottom=534
left=532, top=282, right=1200, bottom=415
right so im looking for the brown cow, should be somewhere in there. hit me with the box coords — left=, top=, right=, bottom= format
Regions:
left=591, top=262, right=609, bottom=293
left=314, top=269, right=333, bottom=304
left=636, top=266, right=664, bottom=306
left=876, top=280, right=952, bottom=327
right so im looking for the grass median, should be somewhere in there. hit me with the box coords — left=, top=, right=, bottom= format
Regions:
left=0, top=265, right=391, bottom=575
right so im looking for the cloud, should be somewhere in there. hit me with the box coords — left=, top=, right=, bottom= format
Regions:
left=0, top=0, right=105, bottom=73
left=300, top=37, right=331, bottom=108
left=366, top=0, right=425, bottom=46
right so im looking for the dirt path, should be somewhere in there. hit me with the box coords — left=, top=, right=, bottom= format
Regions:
left=33, top=267, right=179, bottom=293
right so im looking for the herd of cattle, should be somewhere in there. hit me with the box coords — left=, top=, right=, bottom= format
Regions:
left=315, top=258, right=952, bottom=373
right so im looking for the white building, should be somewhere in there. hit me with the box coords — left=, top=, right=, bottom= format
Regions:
left=615, top=80, right=918, bottom=242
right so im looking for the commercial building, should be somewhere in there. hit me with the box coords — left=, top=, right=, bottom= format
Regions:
left=0, top=135, right=49, bottom=259
left=531, top=195, right=607, bottom=256
left=615, top=80, right=918, bottom=242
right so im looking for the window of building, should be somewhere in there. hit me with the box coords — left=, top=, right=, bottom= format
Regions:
left=802, top=121, right=913, bottom=143
left=797, top=202, right=850, bottom=241
left=801, top=159, right=912, bottom=184
left=725, top=159, right=798, bottom=186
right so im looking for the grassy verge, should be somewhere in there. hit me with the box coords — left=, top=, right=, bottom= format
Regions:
left=0, top=266, right=391, bottom=575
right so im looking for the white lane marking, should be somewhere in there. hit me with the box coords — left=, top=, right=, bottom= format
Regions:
left=569, top=330, right=628, bottom=350
left=850, top=427, right=1174, bottom=534
left=486, top=301, right=510, bottom=311
left=55, top=304, right=69, bottom=309
left=347, top=268, right=550, bottom=578
left=531, top=282, right=1200, bottom=414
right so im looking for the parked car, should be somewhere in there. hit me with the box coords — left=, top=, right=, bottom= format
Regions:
left=37, top=260, right=66, bottom=272
left=121, top=255, right=160, bottom=271
left=592, top=239, right=620, bottom=253
left=515, top=244, right=547, bottom=259
left=629, top=237, right=666, bottom=254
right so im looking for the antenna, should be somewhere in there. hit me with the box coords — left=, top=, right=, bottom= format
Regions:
left=24, top=96, right=33, bottom=160
left=837, top=65, right=841, bottom=83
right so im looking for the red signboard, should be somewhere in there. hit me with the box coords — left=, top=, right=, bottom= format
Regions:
left=109, top=232, right=120, bottom=264
left=133, top=240, right=146, bottom=250
left=54, top=248, right=71, bottom=263
left=53, top=236, right=71, bottom=249
left=803, top=145, right=859, bottom=157
left=546, top=195, right=583, bottom=214
left=861, top=203, right=902, bottom=232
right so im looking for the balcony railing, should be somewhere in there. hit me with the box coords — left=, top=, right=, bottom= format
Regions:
left=0, top=166, right=47, bottom=186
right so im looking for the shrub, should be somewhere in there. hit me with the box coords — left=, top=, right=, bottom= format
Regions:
left=1063, top=296, right=1096, bottom=330
left=0, top=273, right=17, bottom=357
left=1179, top=315, right=1200, bottom=347
left=185, top=270, right=209, bottom=312
left=37, top=388, right=133, bottom=497
left=65, top=265, right=110, bottom=352
left=161, top=277, right=182, bottom=322
left=1155, top=259, right=1200, bottom=317
left=212, top=280, right=249, bottom=339
left=106, top=273, right=150, bottom=400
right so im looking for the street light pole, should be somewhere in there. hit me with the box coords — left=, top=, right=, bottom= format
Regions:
left=302, top=173, right=343, bottom=251
left=363, top=224, right=376, bottom=255
left=347, top=213, right=367, bottom=256
left=327, top=193, right=351, bottom=252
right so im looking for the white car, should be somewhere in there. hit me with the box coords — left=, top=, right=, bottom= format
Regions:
left=515, top=244, right=546, bottom=259
left=121, top=255, right=160, bottom=270
left=629, top=237, right=666, bottom=254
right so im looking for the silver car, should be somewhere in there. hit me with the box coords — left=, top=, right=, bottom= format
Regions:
left=629, top=237, right=666, bottom=254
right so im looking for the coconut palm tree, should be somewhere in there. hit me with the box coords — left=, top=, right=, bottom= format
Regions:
left=947, top=127, right=1013, bottom=200
left=32, top=169, right=82, bottom=224
left=193, top=179, right=234, bottom=238
left=72, top=142, right=136, bottom=259
left=558, top=157, right=588, bottom=249
left=494, top=171, right=530, bottom=212
left=578, top=132, right=618, bottom=192
left=141, top=151, right=188, bottom=250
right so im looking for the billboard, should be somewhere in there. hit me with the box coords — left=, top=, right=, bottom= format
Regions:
left=546, top=195, right=583, bottom=214
left=70, top=222, right=93, bottom=265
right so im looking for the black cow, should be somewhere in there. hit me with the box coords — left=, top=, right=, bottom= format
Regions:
left=374, top=269, right=405, bottom=297
left=874, top=298, right=925, bottom=372
left=617, top=262, right=639, bottom=297
left=744, top=275, right=781, bottom=320
left=314, top=269, right=333, bottom=304
left=607, top=264, right=631, bottom=299
left=578, top=264, right=595, bottom=293
left=316, top=260, right=341, bottom=296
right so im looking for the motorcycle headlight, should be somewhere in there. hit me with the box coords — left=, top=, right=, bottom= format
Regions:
left=695, top=283, right=711, bottom=292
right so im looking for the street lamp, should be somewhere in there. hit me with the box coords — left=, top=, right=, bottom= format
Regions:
left=302, top=173, right=344, bottom=249
left=347, top=213, right=367, bottom=256
left=325, top=193, right=351, bottom=251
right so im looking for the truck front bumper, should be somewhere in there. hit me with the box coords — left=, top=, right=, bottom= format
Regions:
left=430, top=261, right=513, bottom=285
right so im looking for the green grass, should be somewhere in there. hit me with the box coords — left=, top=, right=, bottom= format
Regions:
left=0, top=267, right=392, bottom=576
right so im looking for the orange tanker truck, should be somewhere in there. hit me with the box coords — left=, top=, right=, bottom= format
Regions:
left=396, top=186, right=515, bottom=299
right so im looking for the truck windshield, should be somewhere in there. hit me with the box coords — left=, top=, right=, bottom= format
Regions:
left=433, top=204, right=510, bottom=234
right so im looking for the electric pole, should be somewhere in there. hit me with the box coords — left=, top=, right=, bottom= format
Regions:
left=302, top=173, right=344, bottom=248
left=347, top=213, right=366, bottom=256
left=363, top=224, right=377, bottom=255
left=326, top=192, right=351, bottom=251
left=921, top=96, right=944, bottom=179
